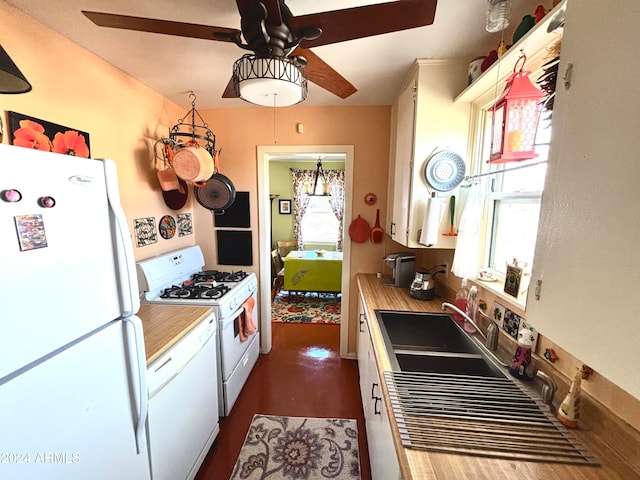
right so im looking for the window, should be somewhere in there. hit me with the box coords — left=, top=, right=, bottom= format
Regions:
left=300, top=196, right=339, bottom=245
left=479, top=108, right=552, bottom=276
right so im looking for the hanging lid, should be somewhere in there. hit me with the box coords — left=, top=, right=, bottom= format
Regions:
left=424, top=149, right=466, bottom=192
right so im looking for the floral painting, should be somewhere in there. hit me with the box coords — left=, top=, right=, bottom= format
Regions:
left=8, top=111, right=90, bottom=158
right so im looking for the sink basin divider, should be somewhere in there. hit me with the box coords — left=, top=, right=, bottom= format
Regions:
left=392, top=349, right=484, bottom=359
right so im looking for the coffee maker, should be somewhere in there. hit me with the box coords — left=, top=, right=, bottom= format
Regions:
left=384, top=253, right=416, bottom=287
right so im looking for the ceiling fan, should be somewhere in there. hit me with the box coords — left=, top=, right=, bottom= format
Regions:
left=82, top=0, right=438, bottom=105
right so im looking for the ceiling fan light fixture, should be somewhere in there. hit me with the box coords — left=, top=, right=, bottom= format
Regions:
left=233, top=55, right=307, bottom=107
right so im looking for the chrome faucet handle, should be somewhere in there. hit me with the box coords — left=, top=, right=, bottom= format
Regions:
left=536, top=370, right=557, bottom=406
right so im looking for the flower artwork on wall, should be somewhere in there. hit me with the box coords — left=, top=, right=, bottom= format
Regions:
left=177, top=213, right=193, bottom=236
left=134, top=217, right=157, bottom=247
left=8, top=111, right=90, bottom=158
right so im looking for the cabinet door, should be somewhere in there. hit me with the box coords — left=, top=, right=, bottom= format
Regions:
left=387, top=60, right=469, bottom=248
left=356, top=295, right=371, bottom=410
left=528, top=0, right=640, bottom=400
left=390, top=78, right=416, bottom=244
left=366, top=337, right=401, bottom=480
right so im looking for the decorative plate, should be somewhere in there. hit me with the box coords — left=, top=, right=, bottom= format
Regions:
left=424, top=150, right=466, bottom=192
left=159, top=215, right=176, bottom=239
left=364, top=192, right=377, bottom=205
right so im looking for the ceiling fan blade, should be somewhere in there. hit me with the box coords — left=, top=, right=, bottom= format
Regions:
left=289, top=0, right=437, bottom=49
left=293, top=47, right=357, bottom=99
left=263, top=0, right=284, bottom=26
left=82, top=11, right=242, bottom=43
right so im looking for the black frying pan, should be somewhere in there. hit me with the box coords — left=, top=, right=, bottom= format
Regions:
left=193, top=152, right=236, bottom=212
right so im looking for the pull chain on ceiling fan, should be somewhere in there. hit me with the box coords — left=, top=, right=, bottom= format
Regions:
left=81, top=0, right=438, bottom=106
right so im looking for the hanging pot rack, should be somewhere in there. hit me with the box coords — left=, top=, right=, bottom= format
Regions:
left=169, top=91, right=216, bottom=156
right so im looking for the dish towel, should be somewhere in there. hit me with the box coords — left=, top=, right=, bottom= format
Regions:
left=452, top=183, right=483, bottom=279
left=419, top=194, right=444, bottom=246
left=238, top=296, right=257, bottom=342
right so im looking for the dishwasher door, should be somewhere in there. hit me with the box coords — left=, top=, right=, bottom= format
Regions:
left=147, top=313, right=219, bottom=480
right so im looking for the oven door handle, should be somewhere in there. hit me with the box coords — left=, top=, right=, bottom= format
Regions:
left=220, top=299, right=255, bottom=328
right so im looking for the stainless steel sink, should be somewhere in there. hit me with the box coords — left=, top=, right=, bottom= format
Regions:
left=375, top=310, right=479, bottom=354
left=394, top=352, right=505, bottom=378
left=374, top=309, right=598, bottom=466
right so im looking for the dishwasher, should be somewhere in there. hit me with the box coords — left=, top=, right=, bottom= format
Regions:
left=146, top=311, right=219, bottom=480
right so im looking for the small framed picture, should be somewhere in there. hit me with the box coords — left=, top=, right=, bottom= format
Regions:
left=504, top=263, right=523, bottom=298
left=279, top=199, right=291, bottom=215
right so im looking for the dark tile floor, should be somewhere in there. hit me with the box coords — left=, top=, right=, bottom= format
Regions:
left=195, top=323, right=372, bottom=480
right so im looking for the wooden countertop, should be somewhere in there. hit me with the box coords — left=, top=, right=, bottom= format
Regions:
left=137, top=303, right=214, bottom=365
left=357, top=273, right=640, bottom=480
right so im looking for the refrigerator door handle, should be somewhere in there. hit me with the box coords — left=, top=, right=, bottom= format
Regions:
left=125, top=316, right=149, bottom=454
left=103, top=158, right=140, bottom=317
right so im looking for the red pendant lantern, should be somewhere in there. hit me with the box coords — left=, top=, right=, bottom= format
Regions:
left=489, top=53, right=546, bottom=163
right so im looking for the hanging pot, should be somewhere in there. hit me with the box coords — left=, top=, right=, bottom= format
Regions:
left=156, top=142, right=182, bottom=192
left=162, top=178, right=189, bottom=211
left=173, top=141, right=214, bottom=184
left=194, top=150, right=236, bottom=212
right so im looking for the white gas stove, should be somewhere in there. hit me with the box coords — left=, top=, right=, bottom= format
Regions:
left=136, top=245, right=257, bottom=320
left=136, top=246, right=259, bottom=416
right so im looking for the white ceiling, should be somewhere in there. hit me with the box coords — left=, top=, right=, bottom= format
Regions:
left=6, top=0, right=538, bottom=110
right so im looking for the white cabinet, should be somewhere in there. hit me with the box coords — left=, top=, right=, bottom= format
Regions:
left=387, top=59, right=470, bottom=248
left=357, top=294, right=401, bottom=480
left=526, top=0, right=640, bottom=401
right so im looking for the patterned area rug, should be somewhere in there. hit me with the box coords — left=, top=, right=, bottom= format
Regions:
left=230, top=414, right=361, bottom=480
left=272, top=291, right=341, bottom=324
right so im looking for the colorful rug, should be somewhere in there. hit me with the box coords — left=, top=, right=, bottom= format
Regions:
left=272, top=291, right=341, bottom=324
left=230, top=414, right=361, bottom=480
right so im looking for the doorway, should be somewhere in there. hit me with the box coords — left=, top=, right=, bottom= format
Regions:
left=257, top=145, right=354, bottom=357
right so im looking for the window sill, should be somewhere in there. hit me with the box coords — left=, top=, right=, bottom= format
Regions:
left=469, top=276, right=527, bottom=314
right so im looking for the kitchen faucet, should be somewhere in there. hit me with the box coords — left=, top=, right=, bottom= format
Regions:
left=441, top=302, right=486, bottom=341
left=442, top=302, right=508, bottom=367
left=442, top=302, right=558, bottom=406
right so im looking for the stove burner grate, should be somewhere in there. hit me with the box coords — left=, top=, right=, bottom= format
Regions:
left=196, top=270, right=248, bottom=283
left=199, top=285, right=229, bottom=299
left=159, top=282, right=231, bottom=300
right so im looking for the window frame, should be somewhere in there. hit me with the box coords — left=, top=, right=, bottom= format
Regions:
left=299, top=195, right=340, bottom=246
left=470, top=100, right=550, bottom=305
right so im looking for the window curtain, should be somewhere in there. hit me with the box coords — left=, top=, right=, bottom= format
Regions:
left=290, top=168, right=345, bottom=251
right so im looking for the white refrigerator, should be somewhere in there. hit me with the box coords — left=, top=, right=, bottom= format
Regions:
left=0, top=144, right=151, bottom=480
